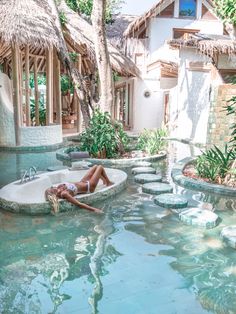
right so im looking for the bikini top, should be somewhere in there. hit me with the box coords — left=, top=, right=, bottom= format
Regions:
left=61, top=182, right=78, bottom=195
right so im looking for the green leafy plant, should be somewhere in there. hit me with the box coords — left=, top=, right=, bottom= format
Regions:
left=195, top=145, right=235, bottom=182
left=59, top=11, right=67, bottom=26
left=79, top=108, right=129, bottom=158
left=137, top=128, right=168, bottom=155
left=60, top=74, right=74, bottom=95
left=30, top=98, right=46, bottom=126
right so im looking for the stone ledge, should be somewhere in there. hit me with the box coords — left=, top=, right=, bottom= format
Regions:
left=56, top=147, right=167, bottom=166
left=171, top=157, right=236, bottom=197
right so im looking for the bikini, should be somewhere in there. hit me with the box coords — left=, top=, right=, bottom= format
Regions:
left=61, top=181, right=91, bottom=195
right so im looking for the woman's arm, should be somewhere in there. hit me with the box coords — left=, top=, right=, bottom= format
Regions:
left=61, top=191, right=103, bottom=214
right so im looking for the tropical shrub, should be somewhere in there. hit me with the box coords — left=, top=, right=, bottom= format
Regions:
left=30, top=98, right=46, bottom=126
left=79, top=108, right=129, bottom=158
left=195, top=145, right=236, bottom=182
left=137, top=128, right=168, bottom=155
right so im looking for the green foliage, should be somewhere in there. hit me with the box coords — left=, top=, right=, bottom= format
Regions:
left=69, top=52, right=79, bottom=63
left=59, top=11, right=67, bottom=26
left=29, top=74, right=46, bottom=89
left=214, top=0, right=236, bottom=25
left=30, top=98, right=46, bottom=126
left=60, top=74, right=74, bottom=95
left=137, top=128, right=168, bottom=155
left=195, top=145, right=236, bottom=181
left=65, top=0, right=123, bottom=23
left=79, top=108, right=129, bottom=158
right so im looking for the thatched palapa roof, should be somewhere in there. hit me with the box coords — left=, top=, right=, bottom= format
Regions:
left=0, top=0, right=62, bottom=50
left=168, top=33, right=236, bottom=57
left=58, top=1, right=140, bottom=77
left=106, top=14, right=137, bottom=48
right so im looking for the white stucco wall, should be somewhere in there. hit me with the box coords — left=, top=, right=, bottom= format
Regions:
left=217, top=54, right=236, bottom=70
left=20, top=125, right=62, bottom=147
left=148, top=17, right=223, bottom=63
left=170, top=48, right=212, bottom=143
left=0, top=73, right=15, bottom=147
left=132, top=77, right=164, bottom=132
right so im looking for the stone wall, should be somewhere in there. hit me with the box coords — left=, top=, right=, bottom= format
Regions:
left=207, top=84, right=236, bottom=148
left=20, top=125, right=62, bottom=147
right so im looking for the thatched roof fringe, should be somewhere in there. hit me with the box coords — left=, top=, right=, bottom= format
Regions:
left=0, top=0, right=62, bottom=50
left=169, top=37, right=236, bottom=58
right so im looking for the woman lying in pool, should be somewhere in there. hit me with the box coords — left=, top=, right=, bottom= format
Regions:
left=45, top=165, right=113, bottom=214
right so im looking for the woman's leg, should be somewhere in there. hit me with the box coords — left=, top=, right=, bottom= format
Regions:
left=89, top=166, right=112, bottom=192
left=80, top=165, right=98, bottom=182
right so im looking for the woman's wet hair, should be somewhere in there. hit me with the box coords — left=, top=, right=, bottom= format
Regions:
left=45, top=188, right=59, bottom=214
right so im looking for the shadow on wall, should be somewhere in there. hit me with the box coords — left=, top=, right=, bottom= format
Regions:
left=180, top=63, right=211, bottom=142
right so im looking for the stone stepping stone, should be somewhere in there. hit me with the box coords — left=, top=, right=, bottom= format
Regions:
left=154, top=193, right=188, bottom=209
left=142, top=182, right=173, bottom=195
left=47, top=166, right=68, bottom=172
left=221, top=226, right=236, bottom=249
left=132, top=167, right=156, bottom=175
left=132, top=161, right=152, bottom=168
left=71, top=161, right=92, bottom=170
left=179, top=208, right=219, bottom=229
left=135, top=173, right=162, bottom=184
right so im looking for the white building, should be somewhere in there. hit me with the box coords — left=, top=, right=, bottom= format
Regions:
left=118, top=0, right=236, bottom=146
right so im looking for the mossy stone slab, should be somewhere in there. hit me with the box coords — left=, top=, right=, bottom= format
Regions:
left=134, top=174, right=162, bottom=184
left=132, top=167, right=156, bottom=175
left=179, top=208, right=219, bottom=229
left=154, top=193, right=188, bottom=209
left=142, top=182, right=173, bottom=195
left=47, top=166, right=68, bottom=172
left=132, top=161, right=152, bottom=168
left=221, top=226, right=236, bottom=249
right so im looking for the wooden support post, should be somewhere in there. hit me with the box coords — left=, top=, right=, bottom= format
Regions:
left=77, top=54, right=82, bottom=133
left=18, top=50, right=24, bottom=126
left=12, top=44, right=21, bottom=146
left=25, top=45, right=31, bottom=126
left=53, top=49, right=62, bottom=125
left=34, top=57, right=40, bottom=126
left=46, top=48, right=53, bottom=125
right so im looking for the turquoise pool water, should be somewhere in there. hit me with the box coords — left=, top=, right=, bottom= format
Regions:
left=0, top=142, right=236, bottom=314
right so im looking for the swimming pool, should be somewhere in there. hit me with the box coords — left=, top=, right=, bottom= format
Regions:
left=0, top=142, right=236, bottom=314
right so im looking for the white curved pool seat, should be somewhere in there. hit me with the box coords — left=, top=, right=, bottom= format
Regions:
left=0, top=168, right=127, bottom=214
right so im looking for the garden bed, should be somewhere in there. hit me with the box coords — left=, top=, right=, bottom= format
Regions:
left=171, top=157, right=236, bottom=197
left=56, top=146, right=167, bottom=166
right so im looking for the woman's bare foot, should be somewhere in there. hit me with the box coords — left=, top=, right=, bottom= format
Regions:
left=106, top=181, right=114, bottom=187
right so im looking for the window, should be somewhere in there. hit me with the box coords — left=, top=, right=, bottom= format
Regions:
left=179, top=0, right=197, bottom=18
left=173, top=28, right=199, bottom=39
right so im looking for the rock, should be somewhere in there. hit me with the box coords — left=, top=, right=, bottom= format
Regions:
left=221, top=226, right=236, bottom=249
left=132, top=161, right=152, bottom=168
left=47, top=166, right=68, bottom=172
left=135, top=173, right=162, bottom=184
left=142, top=182, right=173, bottom=195
left=71, top=161, right=92, bottom=170
left=179, top=208, right=219, bottom=229
left=132, top=167, right=156, bottom=175
left=154, top=193, right=188, bottom=209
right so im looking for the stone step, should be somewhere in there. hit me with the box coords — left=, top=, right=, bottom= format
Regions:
left=132, top=167, right=156, bottom=175
left=132, top=161, right=152, bottom=168
left=142, top=182, right=173, bottom=195
left=154, top=193, right=188, bottom=209
left=134, top=173, right=162, bottom=184
left=221, top=226, right=236, bottom=249
left=179, top=208, right=219, bottom=229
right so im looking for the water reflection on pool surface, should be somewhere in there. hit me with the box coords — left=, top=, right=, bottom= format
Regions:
left=0, top=142, right=236, bottom=314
